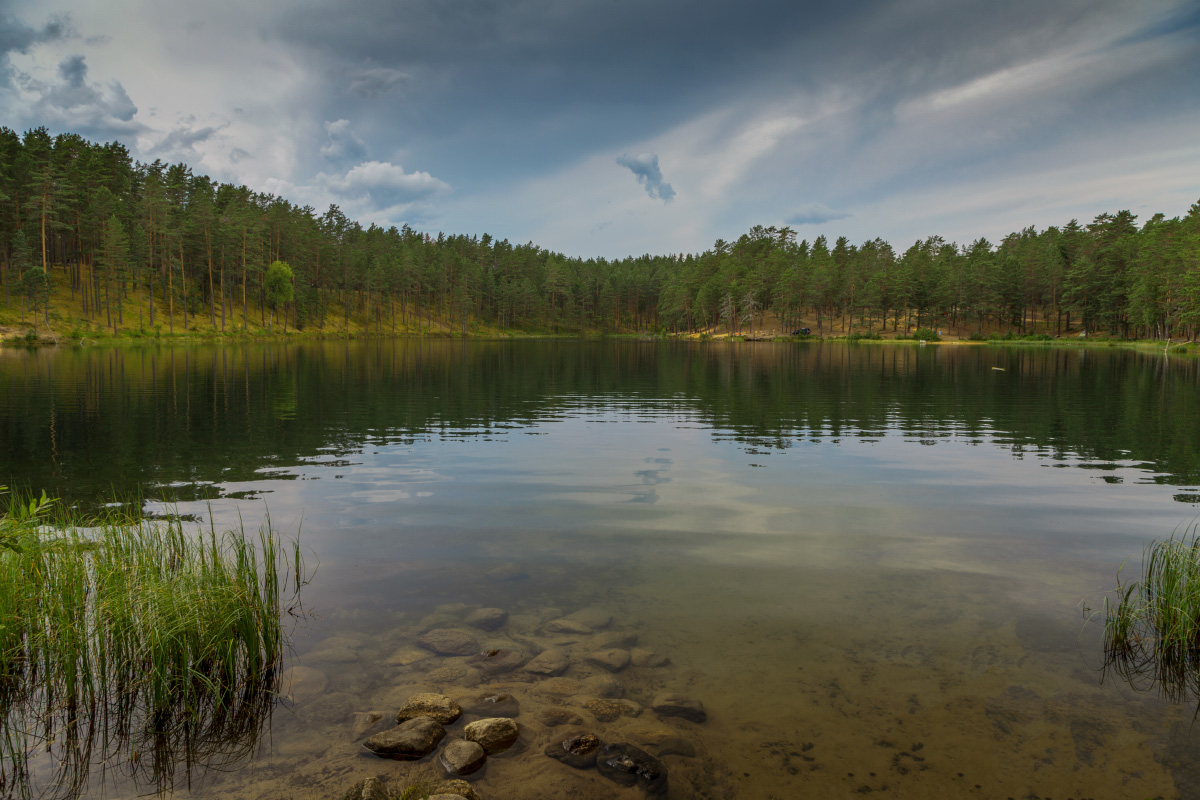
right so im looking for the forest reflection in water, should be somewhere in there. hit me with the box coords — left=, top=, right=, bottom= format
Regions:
left=2, top=341, right=1200, bottom=798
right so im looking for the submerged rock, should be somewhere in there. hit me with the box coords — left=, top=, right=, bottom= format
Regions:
left=630, top=648, right=670, bottom=668
left=468, top=647, right=525, bottom=674
left=593, top=630, right=639, bottom=649
left=418, top=629, right=480, bottom=656
left=584, top=674, right=624, bottom=698
left=385, top=646, right=431, bottom=666
left=427, top=779, right=481, bottom=800
left=546, top=608, right=612, bottom=634
left=363, top=716, right=446, bottom=760
left=522, top=648, right=569, bottom=676
left=349, top=710, right=387, bottom=740
left=596, top=742, right=668, bottom=795
left=652, top=693, right=706, bottom=723
left=464, top=717, right=520, bottom=755
left=396, top=692, right=463, bottom=725
left=280, top=666, right=328, bottom=702
left=485, top=563, right=528, bottom=581
left=438, top=738, right=487, bottom=777
left=537, top=707, right=583, bottom=727
left=465, top=607, right=509, bottom=631
left=585, top=648, right=630, bottom=672
left=586, top=698, right=641, bottom=722
left=361, top=777, right=390, bottom=800
left=461, top=691, right=520, bottom=718
left=545, top=730, right=604, bottom=769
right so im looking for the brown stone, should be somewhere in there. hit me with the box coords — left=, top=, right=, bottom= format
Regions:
left=395, top=692, right=462, bottom=724
left=464, top=717, right=520, bottom=755
left=363, top=716, right=446, bottom=760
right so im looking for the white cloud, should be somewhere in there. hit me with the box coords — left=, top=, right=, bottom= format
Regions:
left=316, top=159, right=452, bottom=212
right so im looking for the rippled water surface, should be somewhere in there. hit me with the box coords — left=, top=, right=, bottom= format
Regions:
left=4, top=341, right=1200, bottom=799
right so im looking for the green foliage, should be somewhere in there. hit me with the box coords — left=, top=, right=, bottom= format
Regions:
left=912, top=327, right=941, bottom=341
left=1, top=126, right=1198, bottom=341
left=264, top=259, right=294, bottom=310
left=845, top=330, right=881, bottom=341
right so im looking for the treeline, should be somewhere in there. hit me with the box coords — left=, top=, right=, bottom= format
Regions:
left=2, top=127, right=1198, bottom=339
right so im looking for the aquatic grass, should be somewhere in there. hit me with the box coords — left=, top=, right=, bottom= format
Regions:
left=1100, top=525, right=1200, bottom=704
left=0, top=490, right=305, bottom=799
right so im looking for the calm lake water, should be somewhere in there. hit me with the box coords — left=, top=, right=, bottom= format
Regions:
left=3, top=340, right=1200, bottom=799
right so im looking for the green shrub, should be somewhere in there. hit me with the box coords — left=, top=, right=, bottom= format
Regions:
left=912, top=328, right=941, bottom=342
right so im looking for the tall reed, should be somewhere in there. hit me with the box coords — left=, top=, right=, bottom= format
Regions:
left=0, top=489, right=304, bottom=799
left=1101, top=525, right=1200, bottom=704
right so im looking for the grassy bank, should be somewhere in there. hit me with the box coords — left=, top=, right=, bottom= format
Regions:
left=0, top=488, right=304, bottom=799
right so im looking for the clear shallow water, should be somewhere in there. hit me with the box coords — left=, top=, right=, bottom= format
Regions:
left=3, top=341, right=1200, bottom=799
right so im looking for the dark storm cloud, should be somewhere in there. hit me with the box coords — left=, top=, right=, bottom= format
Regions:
left=26, top=54, right=140, bottom=140
left=348, top=66, right=407, bottom=98
left=270, top=0, right=1188, bottom=186
left=617, top=153, right=675, bottom=202
left=0, top=7, right=71, bottom=86
left=150, top=123, right=218, bottom=157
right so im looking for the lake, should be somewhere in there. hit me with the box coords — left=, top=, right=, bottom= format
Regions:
left=3, top=340, right=1200, bottom=799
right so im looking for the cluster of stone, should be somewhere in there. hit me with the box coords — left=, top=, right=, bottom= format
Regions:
left=332, top=595, right=708, bottom=798
left=363, top=691, right=520, bottom=778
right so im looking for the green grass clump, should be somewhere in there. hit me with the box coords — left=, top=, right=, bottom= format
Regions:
left=1101, top=527, right=1200, bottom=704
left=0, top=487, right=304, bottom=799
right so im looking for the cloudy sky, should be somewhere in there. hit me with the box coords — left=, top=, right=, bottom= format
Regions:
left=1, top=0, right=1197, bottom=258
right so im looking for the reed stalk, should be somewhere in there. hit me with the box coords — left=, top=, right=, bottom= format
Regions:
left=1101, top=525, right=1200, bottom=705
left=0, top=488, right=304, bottom=799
